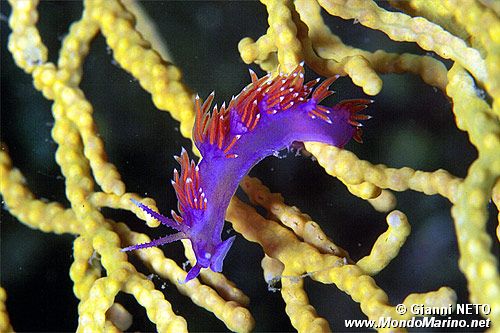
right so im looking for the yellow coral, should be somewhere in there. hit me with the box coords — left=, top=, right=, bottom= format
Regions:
left=240, top=176, right=351, bottom=258
left=0, top=287, right=13, bottom=333
left=446, top=63, right=500, bottom=323
left=357, top=211, right=411, bottom=275
left=2, top=0, right=499, bottom=332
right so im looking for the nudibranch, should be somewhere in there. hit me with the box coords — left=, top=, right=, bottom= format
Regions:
left=123, top=63, right=372, bottom=281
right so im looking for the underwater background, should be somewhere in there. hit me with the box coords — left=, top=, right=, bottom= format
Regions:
left=1, top=1, right=498, bottom=331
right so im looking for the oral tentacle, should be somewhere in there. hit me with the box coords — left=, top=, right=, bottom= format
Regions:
left=121, top=232, right=187, bottom=252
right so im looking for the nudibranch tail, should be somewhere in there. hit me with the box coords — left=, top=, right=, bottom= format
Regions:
left=123, top=63, right=372, bottom=282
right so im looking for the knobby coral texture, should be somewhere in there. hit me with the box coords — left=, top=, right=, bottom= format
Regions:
left=0, top=0, right=499, bottom=332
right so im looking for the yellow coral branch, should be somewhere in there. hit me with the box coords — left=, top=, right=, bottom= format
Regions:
left=0, top=287, right=13, bottom=333
left=85, top=0, right=195, bottom=139
left=226, top=197, right=456, bottom=332
left=113, top=222, right=255, bottom=332
left=402, top=287, right=457, bottom=316
left=70, top=236, right=102, bottom=301
left=89, top=192, right=162, bottom=228
left=0, top=147, right=82, bottom=234
left=357, top=210, right=411, bottom=275
left=7, top=0, right=48, bottom=73
left=11, top=0, right=126, bottom=197
left=442, top=0, right=500, bottom=117
left=182, top=239, right=251, bottom=307
left=226, top=197, right=342, bottom=331
left=295, top=0, right=449, bottom=92
left=105, top=303, right=133, bottom=331
left=261, top=255, right=285, bottom=285
left=124, top=275, right=188, bottom=332
left=56, top=7, right=99, bottom=86
left=305, top=142, right=463, bottom=203
left=281, top=277, right=331, bottom=332
left=317, top=0, right=487, bottom=84
left=493, top=179, right=500, bottom=242
left=261, top=0, right=303, bottom=73
left=121, top=0, right=172, bottom=62
left=446, top=63, right=500, bottom=324
left=388, top=0, right=472, bottom=47
left=240, top=176, right=350, bottom=258
left=367, top=189, right=397, bottom=213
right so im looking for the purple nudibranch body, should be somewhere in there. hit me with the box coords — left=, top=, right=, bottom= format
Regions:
left=122, top=63, right=372, bottom=282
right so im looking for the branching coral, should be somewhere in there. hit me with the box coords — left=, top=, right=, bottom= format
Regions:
left=1, top=0, right=499, bottom=332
